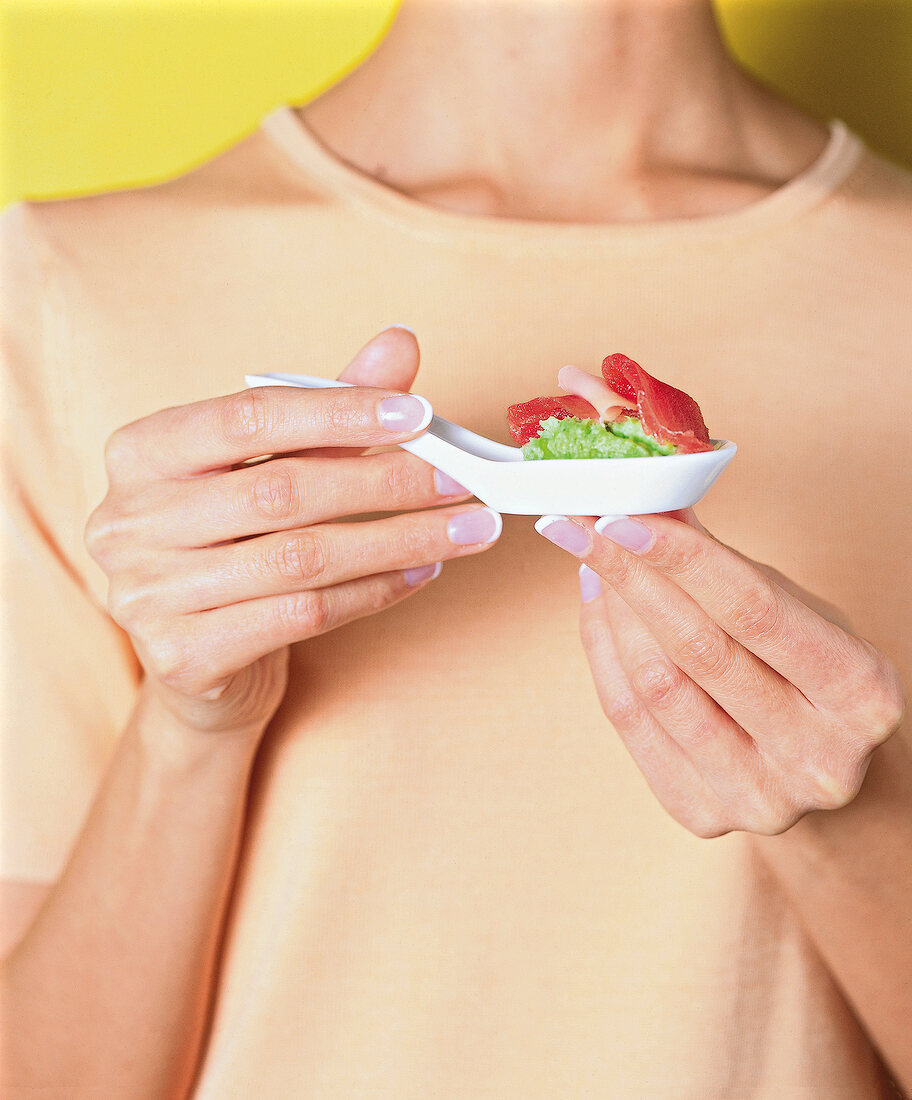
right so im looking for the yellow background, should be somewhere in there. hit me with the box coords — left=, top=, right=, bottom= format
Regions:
left=1, top=0, right=911, bottom=209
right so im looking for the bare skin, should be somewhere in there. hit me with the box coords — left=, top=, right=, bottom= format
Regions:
left=304, top=1, right=910, bottom=1087
left=544, top=513, right=909, bottom=1087
left=301, top=0, right=829, bottom=223
left=2, top=0, right=908, bottom=1096
left=0, top=328, right=501, bottom=1097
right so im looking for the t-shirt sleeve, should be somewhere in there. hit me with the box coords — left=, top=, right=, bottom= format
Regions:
left=1, top=204, right=141, bottom=883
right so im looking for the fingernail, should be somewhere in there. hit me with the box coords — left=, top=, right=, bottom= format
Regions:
left=434, top=469, right=469, bottom=497
left=578, top=564, right=603, bottom=603
left=404, top=561, right=442, bottom=587
left=378, top=394, right=433, bottom=432
left=594, top=516, right=653, bottom=553
left=534, top=515, right=591, bottom=556
left=447, top=508, right=503, bottom=546
left=385, top=323, right=415, bottom=335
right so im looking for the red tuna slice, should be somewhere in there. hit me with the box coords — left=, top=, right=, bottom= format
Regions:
left=601, top=353, right=712, bottom=454
left=507, top=394, right=598, bottom=446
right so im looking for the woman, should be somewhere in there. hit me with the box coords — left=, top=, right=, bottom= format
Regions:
left=2, top=1, right=909, bottom=1096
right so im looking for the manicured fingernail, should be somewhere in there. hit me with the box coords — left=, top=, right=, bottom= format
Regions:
left=434, top=469, right=469, bottom=497
left=385, top=323, right=415, bottom=335
left=534, top=515, right=591, bottom=555
left=447, top=508, right=502, bottom=546
left=378, top=394, right=433, bottom=432
left=578, top=564, right=603, bottom=603
left=404, top=561, right=442, bottom=587
left=594, top=516, right=654, bottom=553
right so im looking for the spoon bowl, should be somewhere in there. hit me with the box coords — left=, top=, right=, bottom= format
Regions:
left=245, top=372, right=736, bottom=516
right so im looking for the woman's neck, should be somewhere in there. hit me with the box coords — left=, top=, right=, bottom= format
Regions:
left=300, top=0, right=829, bottom=222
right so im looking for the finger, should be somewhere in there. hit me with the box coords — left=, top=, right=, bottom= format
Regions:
left=578, top=568, right=726, bottom=835
left=107, top=370, right=432, bottom=486
left=594, top=575, right=765, bottom=808
left=151, top=504, right=502, bottom=612
left=337, top=325, right=419, bottom=391
left=145, top=450, right=470, bottom=548
left=152, top=566, right=443, bottom=695
left=307, top=326, right=422, bottom=458
left=537, top=515, right=808, bottom=737
left=589, top=512, right=880, bottom=712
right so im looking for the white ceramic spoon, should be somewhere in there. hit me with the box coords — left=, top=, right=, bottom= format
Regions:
left=244, top=372, right=736, bottom=517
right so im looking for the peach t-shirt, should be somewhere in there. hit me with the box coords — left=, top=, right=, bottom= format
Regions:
left=2, top=108, right=910, bottom=1097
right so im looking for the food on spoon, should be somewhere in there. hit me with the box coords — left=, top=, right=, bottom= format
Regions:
left=521, top=412, right=679, bottom=460
left=507, top=353, right=714, bottom=458
left=505, top=394, right=602, bottom=452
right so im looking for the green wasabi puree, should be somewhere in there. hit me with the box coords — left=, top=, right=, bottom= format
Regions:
left=521, top=416, right=677, bottom=460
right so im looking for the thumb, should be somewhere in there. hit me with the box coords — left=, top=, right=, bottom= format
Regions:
left=297, top=326, right=422, bottom=460
left=337, top=325, right=421, bottom=392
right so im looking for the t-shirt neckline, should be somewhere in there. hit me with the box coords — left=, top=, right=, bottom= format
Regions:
left=260, top=105, right=863, bottom=244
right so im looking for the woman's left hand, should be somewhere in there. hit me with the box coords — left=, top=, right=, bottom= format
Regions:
left=535, top=510, right=904, bottom=837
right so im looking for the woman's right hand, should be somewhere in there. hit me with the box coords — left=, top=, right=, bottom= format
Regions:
left=84, top=328, right=501, bottom=740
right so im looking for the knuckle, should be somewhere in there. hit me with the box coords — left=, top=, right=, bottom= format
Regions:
left=398, top=521, right=438, bottom=561
left=782, top=743, right=868, bottom=814
left=676, top=717, right=717, bottom=752
left=599, top=549, right=637, bottom=586
left=728, top=581, right=781, bottom=641
left=220, top=389, right=271, bottom=446
left=321, top=394, right=363, bottom=439
left=105, top=576, right=143, bottom=627
left=280, top=590, right=330, bottom=636
left=677, top=627, right=730, bottom=678
left=381, top=457, right=421, bottom=504
left=271, top=533, right=327, bottom=585
left=103, top=426, right=138, bottom=478
left=685, top=810, right=731, bottom=840
left=251, top=464, right=300, bottom=523
left=144, top=627, right=191, bottom=687
left=630, top=657, right=685, bottom=709
left=814, top=784, right=857, bottom=813
left=856, top=650, right=905, bottom=742
left=744, top=806, right=802, bottom=836
left=602, top=690, right=643, bottom=730
left=654, top=531, right=704, bottom=578
left=803, top=763, right=866, bottom=812
left=364, top=576, right=398, bottom=614
left=84, top=500, right=131, bottom=568
left=738, top=784, right=800, bottom=834
left=84, top=504, right=113, bottom=563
